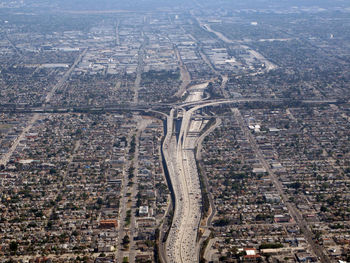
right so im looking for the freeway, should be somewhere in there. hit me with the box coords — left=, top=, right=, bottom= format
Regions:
left=163, top=83, right=252, bottom=263
left=164, top=84, right=206, bottom=263
left=174, top=44, right=191, bottom=98
left=195, top=118, right=222, bottom=226
left=196, top=19, right=277, bottom=72
left=0, top=98, right=338, bottom=114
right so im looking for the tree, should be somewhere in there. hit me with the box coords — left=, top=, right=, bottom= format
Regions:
left=320, top=206, right=328, bottom=212
left=75, top=128, right=82, bottom=135
left=9, top=241, right=18, bottom=252
left=47, top=220, right=53, bottom=229
left=96, top=197, right=103, bottom=205
left=122, top=234, right=130, bottom=245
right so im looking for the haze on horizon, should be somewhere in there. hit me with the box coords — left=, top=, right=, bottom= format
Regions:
left=1, top=0, right=349, bottom=12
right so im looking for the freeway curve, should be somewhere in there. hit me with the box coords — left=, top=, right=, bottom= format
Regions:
left=164, top=84, right=208, bottom=263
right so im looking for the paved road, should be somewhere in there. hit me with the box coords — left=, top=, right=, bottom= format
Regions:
left=0, top=113, right=40, bottom=166
left=129, top=118, right=153, bottom=263
left=174, top=45, right=191, bottom=98
left=115, top=20, right=120, bottom=46
left=196, top=118, right=222, bottom=226
left=133, top=36, right=146, bottom=104
left=116, top=133, right=134, bottom=262
left=45, top=48, right=87, bottom=103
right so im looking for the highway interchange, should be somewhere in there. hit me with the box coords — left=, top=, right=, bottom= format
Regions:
left=161, top=80, right=335, bottom=262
